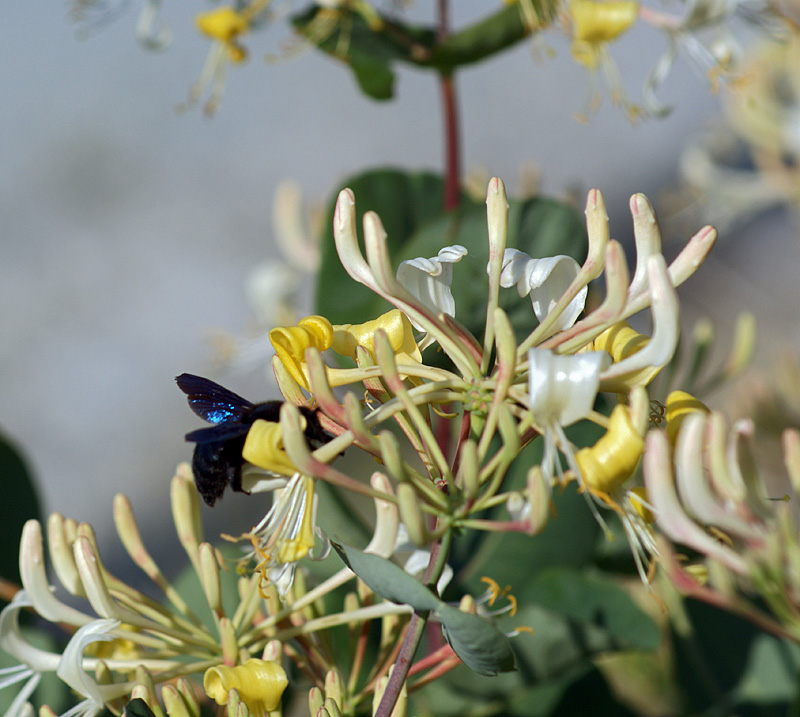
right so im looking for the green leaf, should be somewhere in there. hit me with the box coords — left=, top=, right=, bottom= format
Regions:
left=524, top=568, right=660, bottom=651
left=331, top=541, right=442, bottom=612
left=292, top=5, right=548, bottom=99
left=0, top=429, right=40, bottom=596
left=438, top=604, right=516, bottom=676
left=734, top=635, right=800, bottom=704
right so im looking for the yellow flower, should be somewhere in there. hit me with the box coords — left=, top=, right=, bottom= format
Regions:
left=332, top=309, right=422, bottom=365
left=576, top=403, right=645, bottom=495
left=245, top=474, right=325, bottom=596
left=204, top=658, right=289, bottom=716
left=195, top=6, right=250, bottom=63
left=570, top=0, right=639, bottom=69
left=592, top=321, right=664, bottom=392
left=242, top=419, right=302, bottom=477
left=269, top=311, right=421, bottom=392
left=269, top=315, right=334, bottom=391
left=665, top=390, right=708, bottom=444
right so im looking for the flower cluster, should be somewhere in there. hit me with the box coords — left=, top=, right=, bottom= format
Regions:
left=0, top=465, right=446, bottom=716
left=3, top=174, right=732, bottom=715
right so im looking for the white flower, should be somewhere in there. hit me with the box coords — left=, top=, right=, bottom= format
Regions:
left=246, top=473, right=330, bottom=597
left=57, top=619, right=121, bottom=717
left=396, top=245, right=467, bottom=347
left=0, top=592, right=54, bottom=717
left=497, top=249, right=587, bottom=332
left=527, top=347, right=605, bottom=488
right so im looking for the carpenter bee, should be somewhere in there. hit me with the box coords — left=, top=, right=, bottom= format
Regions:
left=176, top=373, right=330, bottom=506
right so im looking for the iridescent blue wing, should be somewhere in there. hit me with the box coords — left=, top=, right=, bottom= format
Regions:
left=176, top=373, right=253, bottom=425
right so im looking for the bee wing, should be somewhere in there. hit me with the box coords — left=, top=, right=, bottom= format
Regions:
left=185, top=422, right=251, bottom=444
left=176, top=373, right=253, bottom=424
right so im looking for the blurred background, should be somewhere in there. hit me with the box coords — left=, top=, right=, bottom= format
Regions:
left=2, top=2, right=796, bottom=577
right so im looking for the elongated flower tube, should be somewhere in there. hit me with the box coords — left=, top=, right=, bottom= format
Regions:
left=397, top=245, right=467, bottom=348
left=598, top=255, right=679, bottom=391
left=204, top=659, right=288, bottom=716
left=497, top=249, right=587, bottom=333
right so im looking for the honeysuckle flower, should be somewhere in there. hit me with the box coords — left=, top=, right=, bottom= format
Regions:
left=576, top=401, right=656, bottom=580
left=57, top=619, right=123, bottom=717
left=196, top=6, right=250, bottom=63
left=185, top=0, right=270, bottom=113
left=0, top=592, right=59, bottom=717
left=242, top=473, right=329, bottom=597
left=496, top=248, right=587, bottom=333
left=640, top=0, right=772, bottom=116
left=396, top=245, right=467, bottom=348
left=242, top=419, right=303, bottom=477
left=568, top=0, right=641, bottom=117
left=204, top=659, right=288, bottom=716
left=269, top=310, right=422, bottom=393
left=527, top=347, right=606, bottom=484
left=332, top=309, right=422, bottom=365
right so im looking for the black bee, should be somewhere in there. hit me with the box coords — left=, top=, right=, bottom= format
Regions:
left=176, top=373, right=331, bottom=507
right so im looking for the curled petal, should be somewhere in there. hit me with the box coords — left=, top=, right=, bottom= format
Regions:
left=269, top=316, right=334, bottom=391
left=0, top=592, right=61, bottom=674
left=204, top=659, right=288, bottom=717
left=396, top=245, right=467, bottom=325
left=332, top=309, right=421, bottom=364
left=497, top=249, right=587, bottom=332
left=242, top=420, right=300, bottom=477
left=528, top=348, right=605, bottom=427
left=57, top=618, right=121, bottom=716
left=600, top=255, right=679, bottom=390
left=576, top=404, right=645, bottom=495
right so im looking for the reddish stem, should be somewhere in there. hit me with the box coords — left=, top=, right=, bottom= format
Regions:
left=438, top=0, right=461, bottom=211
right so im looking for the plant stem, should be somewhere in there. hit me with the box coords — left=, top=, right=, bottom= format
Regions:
left=437, top=0, right=461, bottom=211
left=373, top=529, right=454, bottom=717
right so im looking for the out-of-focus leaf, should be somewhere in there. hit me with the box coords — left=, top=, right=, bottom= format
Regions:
left=292, top=5, right=549, bottom=100
left=331, top=541, right=441, bottom=612
left=733, top=634, right=800, bottom=705
left=124, top=698, right=158, bottom=717
left=0, top=429, right=40, bottom=595
left=438, top=604, right=516, bottom=676
left=525, top=568, right=660, bottom=651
